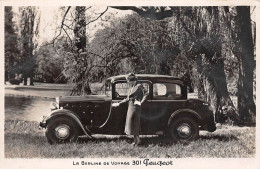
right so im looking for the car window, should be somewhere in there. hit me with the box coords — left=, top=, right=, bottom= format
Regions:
left=105, top=82, right=112, bottom=97
left=115, top=82, right=130, bottom=96
left=114, top=82, right=150, bottom=99
left=153, top=83, right=182, bottom=100
left=153, top=83, right=166, bottom=96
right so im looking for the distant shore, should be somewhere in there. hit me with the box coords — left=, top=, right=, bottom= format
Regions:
left=5, top=82, right=72, bottom=99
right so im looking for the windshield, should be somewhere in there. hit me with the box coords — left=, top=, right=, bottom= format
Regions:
left=105, top=81, right=112, bottom=97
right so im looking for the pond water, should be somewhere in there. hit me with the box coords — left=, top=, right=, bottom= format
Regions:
left=5, top=96, right=54, bottom=122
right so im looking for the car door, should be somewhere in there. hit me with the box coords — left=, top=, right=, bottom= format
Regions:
left=108, top=80, right=152, bottom=135
left=147, top=82, right=187, bottom=134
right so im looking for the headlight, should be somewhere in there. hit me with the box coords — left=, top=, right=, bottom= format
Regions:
left=56, top=96, right=60, bottom=104
left=50, top=101, right=59, bottom=110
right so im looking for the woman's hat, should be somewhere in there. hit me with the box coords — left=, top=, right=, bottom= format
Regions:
left=126, top=73, right=137, bottom=82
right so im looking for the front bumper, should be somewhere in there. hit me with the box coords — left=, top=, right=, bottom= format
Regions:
left=38, top=112, right=52, bottom=129
left=39, top=116, right=48, bottom=129
left=39, top=100, right=59, bottom=129
left=204, top=122, right=216, bottom=132
left=39, top=121, right=47, bottom=128
left=203, top=113, right=217, bottom=132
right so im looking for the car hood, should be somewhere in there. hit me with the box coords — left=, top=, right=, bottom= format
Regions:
left=58, top=95, right=111, bottom=103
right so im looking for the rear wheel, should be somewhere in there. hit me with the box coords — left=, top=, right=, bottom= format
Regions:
left=168, top=117, right=199, bottom=143
left=45, top=116, right=81, bottom=144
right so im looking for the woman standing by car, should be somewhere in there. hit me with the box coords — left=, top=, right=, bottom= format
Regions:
left=112, top=73, right=148, bottom=146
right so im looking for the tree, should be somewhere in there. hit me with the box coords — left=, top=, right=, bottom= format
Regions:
left=35, top=43, right=65, bottom=83
left=4, top=6, right=20, bottom=82
left=91, top=14, right=180, bottom=76
left=185, top=7, right=237, bottom=122
left=61, top=6, right=93, bottom=95
left=53, top=6, right=255, bottom=124
left=111, top=6, right=255, bottom=124
left=230, top=7, right=256, bottom=123
left=52, top=6, right=110, bottom=95
left=111, top=7, right=233, bottom=113
left=18, top=6, right=40, bottom=85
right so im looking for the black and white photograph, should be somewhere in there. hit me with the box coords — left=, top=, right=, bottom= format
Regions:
left=0, top=0, right=259, bottom=169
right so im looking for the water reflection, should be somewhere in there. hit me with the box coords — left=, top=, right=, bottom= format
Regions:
left=5, top=97, right=54, bottom=122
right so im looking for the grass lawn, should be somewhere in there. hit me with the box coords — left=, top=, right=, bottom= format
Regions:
left=4, top=120, right=255, bottom=158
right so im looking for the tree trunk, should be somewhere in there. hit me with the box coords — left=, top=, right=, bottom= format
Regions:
left=196, top=54, right=239, bottom=124
left=235, top=7, right=256, bottom=124
left=70, top=6, right=92, bottom=95
left=197, top=77, right=206, bottom=100
left=19, top=7, right=37, bottom=87
left=30, top=72, right=34, bottom=86
left=23, top=75, right=27, bottom=85
left=5, top=71, right=9, bottom=83
left=206, top=60, right=237, bottom=122
left=193, top=7, right=240, bottom=124
left=182, top=65, right=194, bottom=93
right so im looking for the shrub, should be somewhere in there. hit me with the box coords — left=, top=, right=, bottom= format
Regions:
left=9, top=78, right=20, bottom=85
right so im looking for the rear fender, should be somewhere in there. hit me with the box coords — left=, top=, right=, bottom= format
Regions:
left=168, top=109, right=202, bottom=126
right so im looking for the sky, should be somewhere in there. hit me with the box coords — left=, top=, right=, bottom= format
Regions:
left=39, top=6, right=132, bottom=45
left=12, top=6, right=132, bottom=46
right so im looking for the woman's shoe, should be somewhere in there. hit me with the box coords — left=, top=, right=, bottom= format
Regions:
left=134, top=140, right=141, bottom=146
left=136, top=138, right=141, bottom=144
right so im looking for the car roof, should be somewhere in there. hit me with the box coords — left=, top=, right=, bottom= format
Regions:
left=106, top=74, right=184, bottom=85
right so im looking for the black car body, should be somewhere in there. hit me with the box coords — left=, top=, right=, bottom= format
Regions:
left=39, top=74, right=216, bottom=144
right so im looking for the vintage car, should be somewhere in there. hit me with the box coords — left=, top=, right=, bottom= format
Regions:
left=39, top=74, right=216, bottom=144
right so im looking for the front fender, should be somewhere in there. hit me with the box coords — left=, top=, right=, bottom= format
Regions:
left=39, top=109, right=92, bottom=138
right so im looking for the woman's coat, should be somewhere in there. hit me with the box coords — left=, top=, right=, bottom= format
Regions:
left=119, top=82, right=149, bottom=135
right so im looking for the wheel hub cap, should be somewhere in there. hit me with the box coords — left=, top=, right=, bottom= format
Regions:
left=55, top=124, right=70, bottom=139
left=177, top=124, right=191, bottom=138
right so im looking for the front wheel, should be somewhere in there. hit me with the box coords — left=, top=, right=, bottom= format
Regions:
left=45, top=116, right=81, bottom=144
left=168, top=117, right=199, bottom=143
